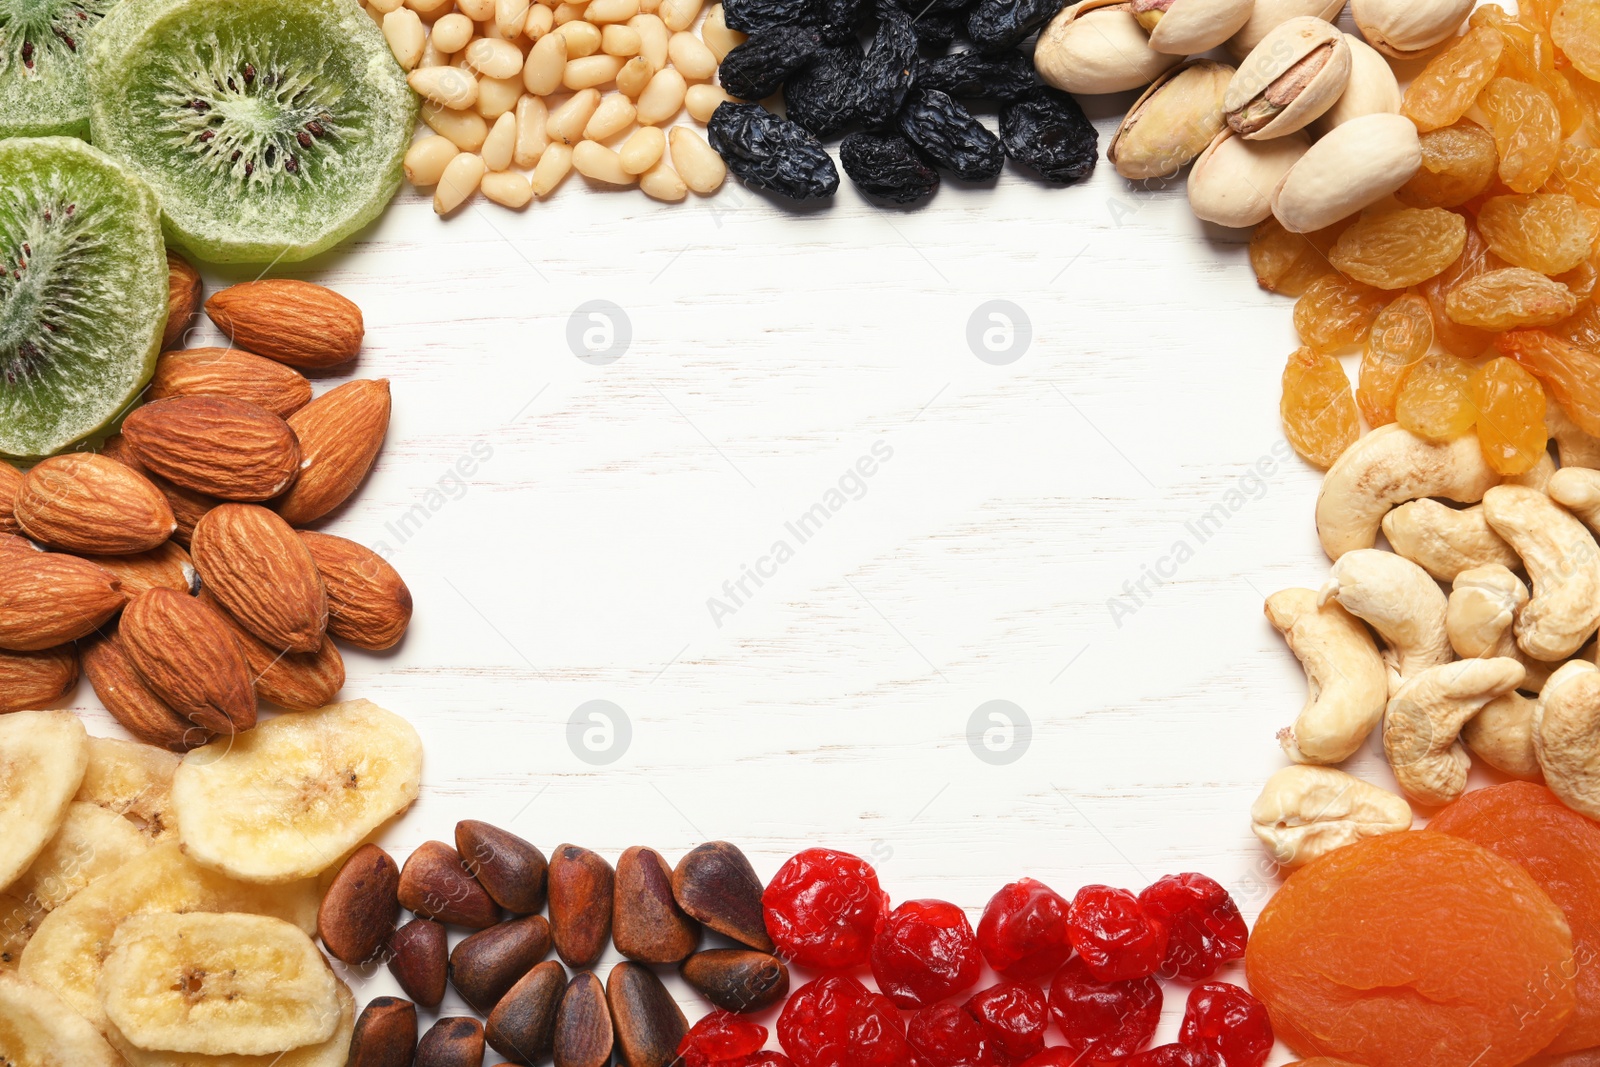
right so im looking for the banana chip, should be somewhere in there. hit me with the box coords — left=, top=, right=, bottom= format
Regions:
left=0, top=710, right=89, bottom=893
left=0, top=971, right=124, bottom=1067
left=75, top=736, right=181, bottom=840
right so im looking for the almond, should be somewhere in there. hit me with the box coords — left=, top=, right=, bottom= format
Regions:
left=298, top=531, right=412, bottom=650
left=13, top=454, right=176, bottom=555
left=0, top=463, right=20, bottom=535
left=0, top=643, right=80, bottom=713
left=163, top=252, right=203, bottom=352
left=119, top=587, right=256, bottom=736
left=205, top=280, right=364, bottom=370
left=122, top=395, right=301, bottom=502
left=150, top=348, right=313, bottom=419
left=276, top=379, right=391, bottom=527
left=101, top=435, right=223, bottom=547
left=82, top=628, right=209, bottom=750
left=80, top=540, right=199, bottom=600
left=0, top=552, right=123, bottom=651
left=192, top=504, right=327, bottom=653
left=199, top=589, right=344, bottom=712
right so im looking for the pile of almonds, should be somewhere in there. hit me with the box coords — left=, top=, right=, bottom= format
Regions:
left=0, top=261, right=413, bottom=748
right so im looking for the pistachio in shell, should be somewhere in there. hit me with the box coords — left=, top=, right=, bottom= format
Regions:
left=1110, top=61, right=1234, bottom=181
left=1188, top=127, right=1311, bottom=228
left=1225, top=17, right=1352, bottom=139
left=1351, top=0, right=1475, bottom=60
left=1226, top=0, right=1346, bottom=58
left=1035, top=0, right=1183, bottom=96
left=1132, top=0, right=1256, bottom=55
left=1271, top=112, right=1422, bottom=233
left=1310, top=35, right=1402, bottom=137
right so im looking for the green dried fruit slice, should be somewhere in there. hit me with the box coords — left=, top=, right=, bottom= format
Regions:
left=0, top=0, right=117, bottom=139
left=86, top=0, right=416, bottom=264
left=0, top=137, right=166, bottom=460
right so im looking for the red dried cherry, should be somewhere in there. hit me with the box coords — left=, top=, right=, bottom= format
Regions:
left=963, top=982, right=1048, bottom=1062
left=1066, top=885, right=1168, bottom=982
left=907, top=1003, right=987, bottom=1067
left=777, top=975, right=914, bottom=1067
left=1125, top=1044, right=1221, bottom=1067
left=680, top=1011, right=769, bottom=1067
left=1136, top=874, right=1248, bottom=981
left=1178, top=982, right=1273, bottom=1067
left=976, top=878, right=1073, bottom=981
left=725, top=1056, right=798, bottom=1067
left=1047, top=956, right=1161, bottom=1062
left=871, top=899, right=983, bottom=1009
left=764, top=848, right=889, bottom=970
left=1017, top=1051, right=1078, bottom=1067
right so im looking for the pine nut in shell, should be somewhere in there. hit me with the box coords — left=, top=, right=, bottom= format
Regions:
left=584, top=94, right=637, bottom=139
left=424, top=105, right=490, bottom=150
left=466, top=36, right=525, bottom=78
left=629, top=14, right=668, bottom=67
left=555, top=20, right=602, bottom=55
left=525, top=33, right=568, bottom=94
left=701, top=4, right=744, bottom=61
left=619, top=126, right=665, bottom=173
left=639, top=160, right=687, bottom=200
left=435, top=152, right=487, bottom=213
left=636, top=67, right=685, bottom=124
left=432, top=12, right=475, bottom=52
left=410, top=65, right=480, bottom=108
left=668, top=31, right=716, bottom=80
left=685, top=83, right=732, bottom=121
left=515, top=95, right=552, bottom=165
left=533, top=143, right=576, bottom=194
left=482, top=112, right=517, bottom=169
left=602, top=25, right=642, bottom=55
left=669, top=126, right=724, bottom=192
left=573, top=140, right=636, bottom=183
left=476, top=75, right=523, bottom=117
left=548, top=88, right=602, bottom=143
left=383, top=8, right=427, bottom=69
left=564, top=54, right=625, bottom=89
left=405, top=135, right=460, bottom=185
left=482, top=170, right=537, bottom=208
left=616, top=55, right=655, bottom=97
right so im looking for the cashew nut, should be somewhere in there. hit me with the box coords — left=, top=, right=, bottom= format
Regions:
left=1250, top=764, right=1413, bottom=869
left=1462, top=691, right=1542, bottom=781
left=1483, top=485, right=1600, bottom=661
left=1504, top=451, right=1557, bottom=493
left=1535, top=660, right=1600, bottom=819
left=1316, top=424, right=1499, bottom=560
left=1380, top=499, right=1519, bottom=581
left=1549, top=466, right=1600, bottom=530
left=1320, top=549, right=1452, bottom=694
left=1383, top=657, right=1525, bottom=807
left=1265, top=587, right=1389, bottom=765
left=1549, top=405, right=1600, bottom=469
left=1447, top=565, right=1528, bottom=659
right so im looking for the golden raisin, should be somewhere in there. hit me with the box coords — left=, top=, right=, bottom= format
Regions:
left=1553, top=0, right=1600, bottom=82
left=1520, top=0, right=1559, bottom=29
left=1545, top=144, right=1600, bottom=209
left=1422, top=222, right=1504, bottom=357
left=1478, top=194, right=1600, bottom=275
left=1398, top=123, right=1499, bottom=209
left=1497, top=329, right=1600, bottom=435
left=1479, top=77, right=1564, bottom=193
left=1558, top=257, right=1599, bottom=302
left=1251, top=216, right=1336, bottom=296
left=1293, top=274, right=1387, bottom=352
left=1471, top=5, right=1586, bottom=137
left=1397, top=355, right=1478, bottom=441
left=1554, top=301, right=1600, bottom=349
left=1327, top=208, right=1467, bottom=289
left=1472, top=357, right=1550, bottom=475
left=1358, top=294, right=1434, bottom=428
left=1402, top=26, right=1505, bottom=132
left=1446, top=267, right=1582, bottom=328
left=1565, top=67, right=1600, bottom=136
left=1281, top=347, right=1360, bottom=468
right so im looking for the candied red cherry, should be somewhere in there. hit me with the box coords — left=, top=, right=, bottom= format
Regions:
left=963, top=981, right=1048, bottom=1062
left=1066, top=885, right=1168, bottom=982
left=907, top=1003, right=986, bottom=1067
left=777, top=975, right=913, bottom=1067
left=764, top=848, right=889, bottom=970
left=1137, top=874, right=1248, bottom=981
left=1018, top=1051, right=1078, bottom=1067
left=1125, top=1044, right=1221, bottom=1067
left=1047, top=956, right=1161, bottom=1061
left=1178, top=983, right=1273, bottom=1067
left=726, top=1056, right=798, bottom=1067
left=871, top=899, right=984, bottom=1009
left=680, top=1011, right=769, bottom=1067
left=976, top=878, right=1073, bottom=981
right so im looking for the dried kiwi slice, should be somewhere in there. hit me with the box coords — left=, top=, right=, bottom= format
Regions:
left=0, top=137, right=166, bottom=460
left=0, top=0, right=118, bottom=138
left=86, top=0, right=415, bottom=264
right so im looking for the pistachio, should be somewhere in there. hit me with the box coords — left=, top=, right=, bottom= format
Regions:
left=1131, top=0, right=1255, bottom=55
left=1271, top=112, right=1422, bottom=233
left=1188, top=127, right=1310, bottom=227
left=1227, top=0, right=1345, bottom=58
left=1110, top=61, right=1234, bottom=181
left=1225, top=17, right=1352, bottom=139
left=1310, top=34, right=1402, bottom=136
left=1035, top=0, right=1183, bottom=96
left=1352, top=0, right=1475, bottom=60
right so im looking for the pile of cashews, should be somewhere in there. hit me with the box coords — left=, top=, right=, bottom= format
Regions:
left=1252, top=409, right=1600, bottom=870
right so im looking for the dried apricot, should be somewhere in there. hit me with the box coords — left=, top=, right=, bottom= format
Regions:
left=1479, top=77, right=1564, bottom=193
left=1446, top=267, right=1581, bottom=328
left=1403, top=26, right=1505, bottom=132
left=1358, top=294, right=1433, bottom=427
left=1246, top=832, right=1576, bottom=1067
left=1250, top=217, right=1333, bottom=297
left=1498, top=328, right=1600, bottom=434
left=1397, top=123, right=1499, bottom=209
left=1470, top=357, right=1549, bottom=474
left=1432, top=783, right=1600, bottom=1053
left=1293, top=274, right=1386, bottom=352
left=1396, top=355, right=1476, bottom=440
left=1478, top=194, right=1600, bottom=276
left=1553, top=0, right=1600, bottom=82
left=1327, top=209, right=1466, bottom=290
left=1281, top=347, right=1359, bottom=468
left=1421, top=221, right=1503, bottom=357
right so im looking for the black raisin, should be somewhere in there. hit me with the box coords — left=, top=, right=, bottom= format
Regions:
left=723, top=0, right=823, bottom=33
left=999, top=87, right=1098, bottom=184
left=852, top=5, right=918, bottom=128
left=892, top=0, right=973, bottom=13
left=915, top=49, right=1037, bottom=102
left=912, top=11, right=964, bottom=51
left=840, top=131, right=940, bottom=204
left=896, top=88, right=1002, bottom=181
left=783, top=43, right=863, bottom=137
left=967, top=0, right=1059, bottom=53
left=707, top=102, right=841, bottom=200
left=819, top=0, right=867, bottom=42
left=718, top=27, right=825, bottom=100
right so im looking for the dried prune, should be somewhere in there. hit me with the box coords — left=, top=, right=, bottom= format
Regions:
left=899, top=89, right=1003, bottom=181
left=723, top=0, right=824, bottom=32
left=967, top=0, right=1059, bottom=53
left=718, top=27, right=825, bottom=101
left=853, top=5, right=918, bottom=128
left=708, top=102, right=841, bottom=200
left=999, top=88, right=1096, bottom=185
left=784, top=43, right=862, bottom=137
left=840, top=131, right=940, bottom=204
left=917, top=50, right=1038, bottom=102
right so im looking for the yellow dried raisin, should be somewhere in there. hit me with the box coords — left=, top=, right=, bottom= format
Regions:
left=1327, top=208, right=1467, bottom=289
left=1471, top=357, right=1550, bottom=475
left=1397, top=122, right=1499, bottom=209
left=1446, top=267, right=1581, bottom=328
left=1477, top=193, right=1600, bottom=275
left=1497, top=328, right=1600, bottom=434
left=1554, top=301, right=1600, bottom=349
left=1421, top=221, right=1504, bottom=357
left=1553, top=0, right=1600, bottom=82
left=1402, top=26, right=1505, bottom=132
left=1249, top=216, right=1338, bottom=296
left=1520, top=0, right=1559, bottom=30
left=1479, top=77, right=1564, bottom=193
left=1293, top=274, right=1387, bottom=352
left=1358, top=294, right=1433, bottom=428
left=1565, top=67, right=1600, bottom=137
left=1470, top=5, right=1586, bottom=136
left=1281, top=347, right=1359, bottom=468
left=1396, top=355, right=1478, bottom=440
left=1557, top=256, right=1599, bottom=301
left=1544, top=143, right=1600, bottom=209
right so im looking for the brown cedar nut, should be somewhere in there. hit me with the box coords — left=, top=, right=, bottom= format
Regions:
left=486, top=958, right=566, bottom=1064
left=400, top=840, right=502, bottom=928
left=449, top=914, right=553, bottom=1013
left=417, top=1016, right=486, bottom=1067
left=548, top=844, right=614, bottom=969
left=347, top=997, right=417, bottom=1067
left=613, top=846, right=699, bottom=964
left=606, top=961, right=688, bottom=1067
left=679, top=949, right=791, bottom=1014
left=317, top=844, right=400, bottom=966
left=457, top=819, right=548, bottom=915
left=553, top=971, right=612, bottom=1067
left=388, top=918, right=448, bottom=1008
left=671, top=841, right=773, bottom=952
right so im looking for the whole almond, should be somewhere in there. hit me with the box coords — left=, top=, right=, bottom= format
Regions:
left=554, top=972, right=613, bottom=1067
left=81, top=541, right=199, bottom=600
left=14, top=454, right=175, bottom=555
left=449, top=914, right=553, bottom=1012
left=457, top=819, right=548, bottom=915
left=548, top=844, right=615, bottom=970
left=298, top=531, right=412, bottom=650
left=0, top=643, right=79, bottom=714
left=487, top=959, right=566, bottom=1064
left=672, top=841, right=772, bottom=951
left=0, top=552, right=123, bottom=651
left=122, top=395, right=301, bottom=502
left=82, top=629, right=209, bottom=750
left=389, top=918, right=448, bottom=1008
left=205, top=280, right=364, bottom=369
left=400, top=840, right=502, bottom=928
left=100, top=436, right=222, bottom=545
left=163, top=252, right=203, bottom=351
left=0, top=463, right=20, bottom=535
left=348, top=997, right=417, bottom=1067
left=119, top=588, right=256, bottom=736
left=318, top=843, right=401, bottom=965
left=417, top=1017, right=485, bottom=1067
left=607, top=962, right=688, bottom=1067
left=679, top=949, right=790, bottom=1014
left=192, top=504, right=327, bottom=653
left=150, top=348, right=313, bottom=419
left=200, top=589, right=344, bottom=712
left=613, top=846, right=699, bottom=964
left=276, top=379, right=391, bottom=527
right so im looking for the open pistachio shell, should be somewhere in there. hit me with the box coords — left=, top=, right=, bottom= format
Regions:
left=1110, top=61, right=1234, bottom=181
left=1310, top=34, right=1401, bottom=137
left=1188, top=127, right=1311, bottom=227
left=1352, top=0, right=1475, bottom=59
left=1225, top=16, right=1352, bottom=139
left=1227, top=0, right=1346, bottom=59
left=1136, top=0, right=1257, bottom=55
left=1271, top=112, right=1422, bottom=233
left=1036, top=0, right=1184, bottom=96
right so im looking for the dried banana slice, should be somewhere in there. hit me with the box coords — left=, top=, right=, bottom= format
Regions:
left=110, top=977, right=355, bottom=1067
left=75, top=736, right=181, bottom=840
left=0, top=710, right=89, bottom=893
left=13, top=801, right=151, bottom=912
left=0, top=971, right=124, bottom=1067
left=173, top=699, right=422, bottom=884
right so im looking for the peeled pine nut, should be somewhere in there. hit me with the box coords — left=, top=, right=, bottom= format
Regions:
left=465, top=37, right=524, bottom=78
left=685, top=83, right=732, bottom=122
left=669, top=126, right=724, bottom=192
left=629, top=13, right=668, bottom=67
left=431, top=12, right=474, bottom=51
left=547, top=88, right=601, bottom=143
left=701, top=4, right=744, bottom=61
left=407, top=0, right=453, bottom=14
left=404, top=134, right=459, bottom=185
left=554, top=2, right=587, bottom=23
left=514, top=95, right=551, bottom=166
left=639, top=0, right=660, bottom=12
left=524, top=4, right=554, bottom=37
left=572, top=141, right=636, bottom=184
left=423, top=105, right=490, bottom=150
left=435, top=152, right=486, bottom=213
left=554, top=20, right=602, bottom=55
left=564, top=54, right=625, bottom=89
left=586, top=0, right=638, bottom=21
left=420, top=37, right=450, bottom=67
left=371, top=0, right=404, bottom=12
left=660, top=0, right=702, bottom=32
left=382, top=9, right=426, bottom=70
left=532, top=143, right=575, bottom=195
left=639, top=160, right=687, bottom=201
left=619, top=126, right=665, bottom=173
left=583, top=94, right=636, bottom=139
left=409, top=65, right=479, bottom=108
left=496, top=0, right=531, bottom=36
left=523, top=32, right=567, bottom=94
left=636, top=67, right=685, bottom=124
left=616, top=55, right=655, bottom=97
left=475, top=75, right=522, bottom=117
left=458, top=0, right=494, bottom=18
left=668, top=31, right=716, bottom=80
left=482, top=111, right=517, bottom=170
left=482, top=170, right=535, bottom=207
left=601, top=24, right=641, bottom=55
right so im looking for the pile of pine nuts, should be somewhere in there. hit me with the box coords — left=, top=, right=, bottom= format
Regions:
left=370, top=0, right=740, bottom=210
